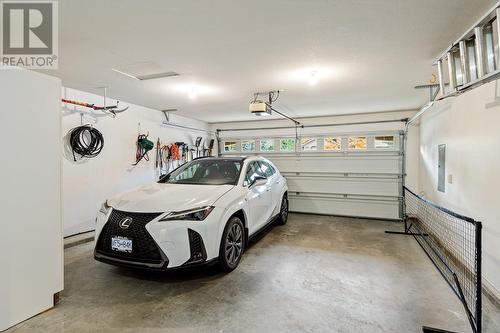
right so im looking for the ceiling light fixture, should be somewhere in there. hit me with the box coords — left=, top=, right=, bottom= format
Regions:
left=308, top=71, right=319, bottom=86
left=188, top=87, right=198, bottom=100
left=288, top=66, right=336, bottom=86
left=173, top=83, right=215, bottom=99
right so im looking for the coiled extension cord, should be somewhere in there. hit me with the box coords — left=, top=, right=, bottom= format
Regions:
left=69, top=125, right=104, bottom=161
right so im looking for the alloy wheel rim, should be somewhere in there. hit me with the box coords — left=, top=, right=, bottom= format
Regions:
left=225, top=223, right=243, bottom=265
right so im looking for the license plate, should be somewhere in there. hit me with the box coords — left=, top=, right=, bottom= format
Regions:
left=111, top=237, right=132, bottom=253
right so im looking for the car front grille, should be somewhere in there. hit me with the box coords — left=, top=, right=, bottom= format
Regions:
left=95, top=209, right=166, bottom=265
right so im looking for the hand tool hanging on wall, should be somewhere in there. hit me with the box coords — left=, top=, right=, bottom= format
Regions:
left=170, top=143, right=181, bottom=160
left=155, top=138, right=162, bottom=170
left=133, top=133, right=154, bottom=165
left=68, top=124, right=104, bottom=162
left=195, top=137, right=202, bottom=158
left=184, top=144, right=190, bottom=162
left=170, top=143, right=182, bottom=169
left=175, top=142, right=187, bottom=163
left=162, top=144, right=171, bottom=173
left=207, top=139, right=214, bottom=156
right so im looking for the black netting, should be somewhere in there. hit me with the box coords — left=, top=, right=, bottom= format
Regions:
left=404, top=187, right=481, bottom=332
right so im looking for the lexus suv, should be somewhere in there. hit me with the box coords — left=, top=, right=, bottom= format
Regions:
left=94, top=156, right=288, bottom=272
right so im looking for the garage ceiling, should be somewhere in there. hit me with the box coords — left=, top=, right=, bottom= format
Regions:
left=45, top=0, right=497, bottom=123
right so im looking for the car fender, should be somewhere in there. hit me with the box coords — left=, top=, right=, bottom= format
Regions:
left=212, top=187, right=249, bottom=256
left=271, top=175, right=289, bottom=216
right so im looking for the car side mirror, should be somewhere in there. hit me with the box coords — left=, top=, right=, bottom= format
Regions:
left=249, top=176, right=267, bottom=188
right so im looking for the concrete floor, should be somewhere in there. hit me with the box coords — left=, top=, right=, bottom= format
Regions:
left=7, top=214, right=500, bottom=333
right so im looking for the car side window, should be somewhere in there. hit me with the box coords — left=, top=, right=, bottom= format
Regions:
left=245, top=162, right=264, bottom=185
left=259, top=161, right=275, bottom=178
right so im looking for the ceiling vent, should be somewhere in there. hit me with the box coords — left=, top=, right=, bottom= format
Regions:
left=112, top=61, right=179, bottom=81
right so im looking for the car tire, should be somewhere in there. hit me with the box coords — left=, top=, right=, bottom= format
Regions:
left=276, top=194, right=289, bottom=225
left=218, top=216, right=245, bottom=272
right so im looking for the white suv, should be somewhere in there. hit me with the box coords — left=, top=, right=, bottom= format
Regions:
left=94, top=156, right=288, bottom=272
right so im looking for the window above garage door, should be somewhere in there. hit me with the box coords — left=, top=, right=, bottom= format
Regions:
left=222, top=133, right=399, bottom=155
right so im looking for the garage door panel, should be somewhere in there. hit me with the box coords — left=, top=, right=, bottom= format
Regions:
left=264, top=155, right=401, bottom=174
left=289, top=194, right=400, bottom=220
left=285, top=175, right=400, bottom=196
left=220, top=131, right=403, bottom=220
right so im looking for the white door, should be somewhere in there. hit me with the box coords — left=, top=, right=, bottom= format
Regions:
left=222, top=132, right=403, bottom=220
left=244, top=161, right=273, bottom=233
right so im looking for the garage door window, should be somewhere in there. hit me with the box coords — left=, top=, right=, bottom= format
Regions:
left=224, top=141, right=237, bottom=152
left=374, top=136, right=395, bottom=149
left=324, top=137, right=341, bottom=151
left=260, top=139, right=275, bottom=152
left=348, top=137, right=367, bottom=150
left=241, top=140, right=255, bottom=152
left=301, top=138, right=317, bottom=151
left=280, top=138, right=296, bottom=152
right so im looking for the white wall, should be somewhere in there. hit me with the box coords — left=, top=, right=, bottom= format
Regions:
left=62, top=88, right=213, bottom=237
left=417, top=80, right=500, bottom=298
left=212, top=110, right=420, bottom=190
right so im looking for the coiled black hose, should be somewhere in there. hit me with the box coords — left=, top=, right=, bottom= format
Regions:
left=69, top=125, right=104, bottom=161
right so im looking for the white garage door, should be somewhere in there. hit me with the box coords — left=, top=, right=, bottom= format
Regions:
left=220, top=131, right=403, bottom=220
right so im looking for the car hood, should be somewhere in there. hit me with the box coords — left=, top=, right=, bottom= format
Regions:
left=107, top=183, right=234, bottom=213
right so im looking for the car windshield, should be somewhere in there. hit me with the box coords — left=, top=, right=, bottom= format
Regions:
left=158, top=159, right=243, bottom=185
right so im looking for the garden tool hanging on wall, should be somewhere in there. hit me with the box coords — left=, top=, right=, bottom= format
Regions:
left=195, top=137, right=202, bottom=158
left=62, top=98, right=129, bottom=115
left=155, top=138, right=165, bottom=176
left=170, top=143, right=181, bottom=168
left=207, top=139, right=215, bottom=156
left=162, top=144, right=171, bottom=173
left=175, top=142, right=188, bottom=163
left=155, top=138, right=164, bottom=172
left=133, top=133, right=154, bottom=165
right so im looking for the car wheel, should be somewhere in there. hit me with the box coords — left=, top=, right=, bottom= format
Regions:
left=218, top=216, right=245, bottom=272
left=276, top=194, right=288, bottom=225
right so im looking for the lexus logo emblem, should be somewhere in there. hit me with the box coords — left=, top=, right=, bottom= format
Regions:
left=119, top=217, right=133, bottom=229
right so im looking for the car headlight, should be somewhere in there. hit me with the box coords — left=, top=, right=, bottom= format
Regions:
left=99, top=200, right=111, bottom=215
left=159, top=206, right=214, bottom=222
